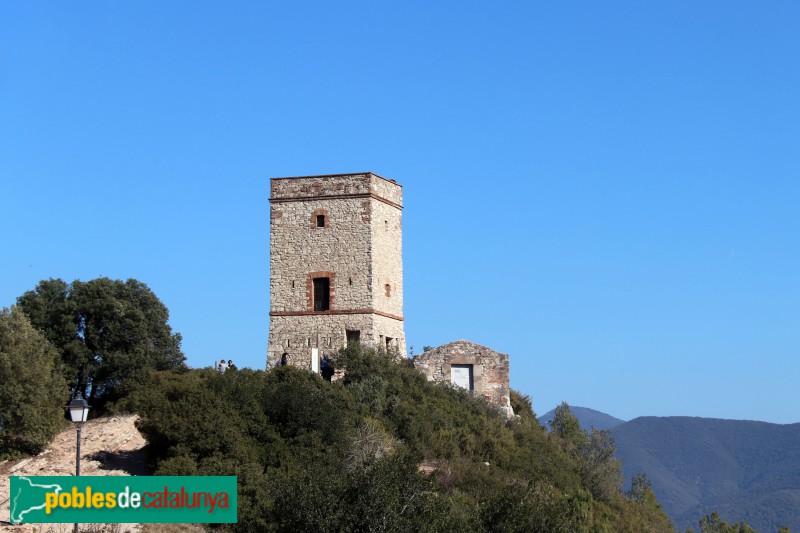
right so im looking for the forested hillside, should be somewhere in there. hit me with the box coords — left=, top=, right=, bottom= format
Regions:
left=613, top=416, right=800, bottom=533
left=123, top=345, right=674, bottom=532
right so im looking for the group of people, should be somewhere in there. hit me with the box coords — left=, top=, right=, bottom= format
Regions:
left=216, top=358, right=237, bottom=372
left=215, top=354, right=333, bottom=377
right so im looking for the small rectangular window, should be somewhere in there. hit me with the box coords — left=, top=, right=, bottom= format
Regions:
left=346, top=330, right=360, bottom=345
left=451, top=364, right=474, bottom=392
left=313, top=277, right=330, bottom=311
left=316, top=214, right=326, bottom=227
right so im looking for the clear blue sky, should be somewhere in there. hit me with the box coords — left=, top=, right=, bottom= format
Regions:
left=2, top=2, right=798, bottom=423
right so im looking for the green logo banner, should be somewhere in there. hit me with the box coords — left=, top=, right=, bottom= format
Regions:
left=9, top=476, right=236, bottom=524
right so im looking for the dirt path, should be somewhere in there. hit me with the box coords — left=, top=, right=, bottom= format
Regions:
left=0, top=415, right=147, bottom=533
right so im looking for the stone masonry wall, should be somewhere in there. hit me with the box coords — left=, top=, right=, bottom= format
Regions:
left=373, top=313, right=407, bottom=355
left=271, top=173, right=373, bottom=199
left=368, top=174, right=403, bottom=207
left=270, top=197, right=372, bottom=312
left=268, top=314, right=376, bottom=369
left=413, top=340, right=513, bottom=418
left=267, top=173, right=405, bottom=368
left=370, top=195, right=403, bottom=318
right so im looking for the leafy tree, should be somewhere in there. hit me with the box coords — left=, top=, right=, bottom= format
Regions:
left=548, top=403, right=624, bottom=504
left=480, top=481, right=593, bottom=532
left=580, top=428, right=623, bottom=503
left=628, top=473, right=673, bottom=531
left=628, top=473, right=652, bottom=504
left=509, top=389, right=538, bottom=422
left=17, top=277, right=185, bottom=405
left=549, top=401, right=589, bottom=451
left=697, top=512, right=756, bottom=533
left=0, top=307, right=68, bottom=457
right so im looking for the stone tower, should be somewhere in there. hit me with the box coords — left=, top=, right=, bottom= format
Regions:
left=266, top=172, right=406, bottom=369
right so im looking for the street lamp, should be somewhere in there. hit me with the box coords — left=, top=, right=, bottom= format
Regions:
left=68, top=391, right=89, bottom=474
left=68, top=392, right=89, bottom=533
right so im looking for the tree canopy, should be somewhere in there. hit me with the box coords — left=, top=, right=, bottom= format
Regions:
left=0, top=307, right=68, bottom=457
left=17, top=277, right=185, bottom=405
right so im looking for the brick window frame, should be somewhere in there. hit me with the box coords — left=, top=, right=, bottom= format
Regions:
left=311, top=209, right=328, bottom=228
left=307, top=272, right=335, bottom=311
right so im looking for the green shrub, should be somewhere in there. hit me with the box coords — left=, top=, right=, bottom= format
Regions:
left=126, top=345, right=674, bottom=532
left=0, top=307, right=68, bottom=457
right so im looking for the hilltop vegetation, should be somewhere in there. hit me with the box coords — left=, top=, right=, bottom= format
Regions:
left=0, top=307, right=67, bottom=457
left=122, top=344, right=674, bottom=532
left=1, top=277, right=184, bottom=458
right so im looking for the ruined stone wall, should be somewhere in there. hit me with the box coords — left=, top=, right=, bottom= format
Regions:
left=267, top=173, right=406, bottom=368
left=413, top=340, right=513, bottom=418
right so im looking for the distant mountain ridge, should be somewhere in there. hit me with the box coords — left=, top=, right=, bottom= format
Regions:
left=614, top=416, right=800, bottom=533
left=540, top=405, right=800, bottom=533
left=538, top=405, right=626, bottom=431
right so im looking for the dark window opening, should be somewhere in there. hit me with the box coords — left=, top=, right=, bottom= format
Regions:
left=346, top=330, right=361, bottom=345
left=313, top=277, right=330, bottom=311
left=385, top=284, right=391, bottom=297
left=385, top=336, right=393, bottom=350
left=316, top=214, right=326, bottom=228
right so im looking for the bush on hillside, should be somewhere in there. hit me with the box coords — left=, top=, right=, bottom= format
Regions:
left=0, top=307, right=68, bottom=458
left=127, top=344, right=675, bottom=532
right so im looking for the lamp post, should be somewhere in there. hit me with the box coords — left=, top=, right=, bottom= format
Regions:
left=68, top=392, right=89, bottom=533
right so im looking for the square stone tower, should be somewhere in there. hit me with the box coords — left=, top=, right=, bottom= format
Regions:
left=266, top=172, right=406, bottom=369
